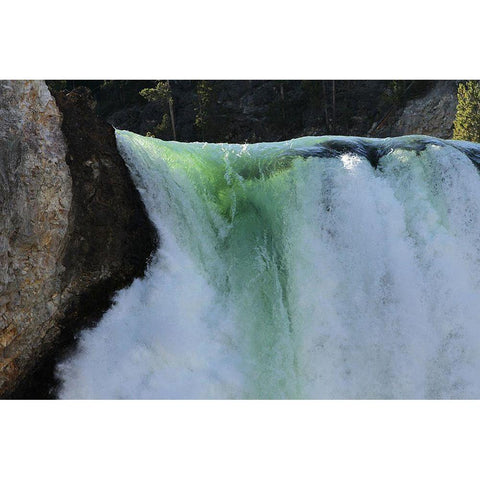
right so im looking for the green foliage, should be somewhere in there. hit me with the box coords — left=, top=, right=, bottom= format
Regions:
left=140, top=81, right=176, bottom=139
left=145, top=114, right=171, bottom=138
left=140, top=81, right=173, bottom=104
left=194, top=81, right=213, bottom=139
left=453, top=81, right=480, bottom=142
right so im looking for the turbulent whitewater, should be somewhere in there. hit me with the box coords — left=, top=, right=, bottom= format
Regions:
left=57, top=131, right=480, bottom=399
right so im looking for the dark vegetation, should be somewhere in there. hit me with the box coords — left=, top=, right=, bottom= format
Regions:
left=47, top=80, right=439, bottom=143
left=453, top=81, right=480, bottom=142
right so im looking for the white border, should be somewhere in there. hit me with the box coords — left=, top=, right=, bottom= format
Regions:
left=1, top=400, right=479, bottom=479
left=2, top=0, right=479, bottom=79
left=3, top=1, right=480, bottom=478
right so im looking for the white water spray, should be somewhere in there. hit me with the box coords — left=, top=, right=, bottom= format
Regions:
left=58, top=132, right=480, bottom=399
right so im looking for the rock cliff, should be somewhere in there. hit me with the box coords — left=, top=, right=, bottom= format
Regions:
left=375, top=81, right=458, bottom=139
left=0, top=81, right=71, bottom=396
left=0, top=82, right=157, bottom=398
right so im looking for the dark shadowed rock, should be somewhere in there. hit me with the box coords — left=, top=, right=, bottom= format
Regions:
left=54, top=87, right=158, bottom=302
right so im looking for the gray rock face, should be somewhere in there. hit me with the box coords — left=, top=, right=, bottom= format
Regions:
left=0, top=81, right=72, bottom=394
left=377, top=81, right=458, bottom=139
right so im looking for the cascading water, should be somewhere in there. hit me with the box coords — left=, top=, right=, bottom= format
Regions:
left=57, top=131, right=480, bottom=399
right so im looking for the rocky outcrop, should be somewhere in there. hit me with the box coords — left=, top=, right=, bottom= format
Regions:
left=0, top=83, right=158, bottom=398
left=0, top=81, right=71, bottom=396
left=375, top=81, right=458, bottom=139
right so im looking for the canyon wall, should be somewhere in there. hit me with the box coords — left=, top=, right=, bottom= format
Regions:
left=0, top=82, right=157, bottom=397
left=0, top=81, right=71, bottom=396
left=375, top=81, right=458, bottom=139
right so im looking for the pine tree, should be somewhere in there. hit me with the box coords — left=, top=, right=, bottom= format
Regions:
left=139, top=81, right=177, bottom=140
left=453, top=81, right=480, bottom=142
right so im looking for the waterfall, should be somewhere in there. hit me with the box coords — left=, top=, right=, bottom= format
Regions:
left=57, top=131, right=480, bottom=399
